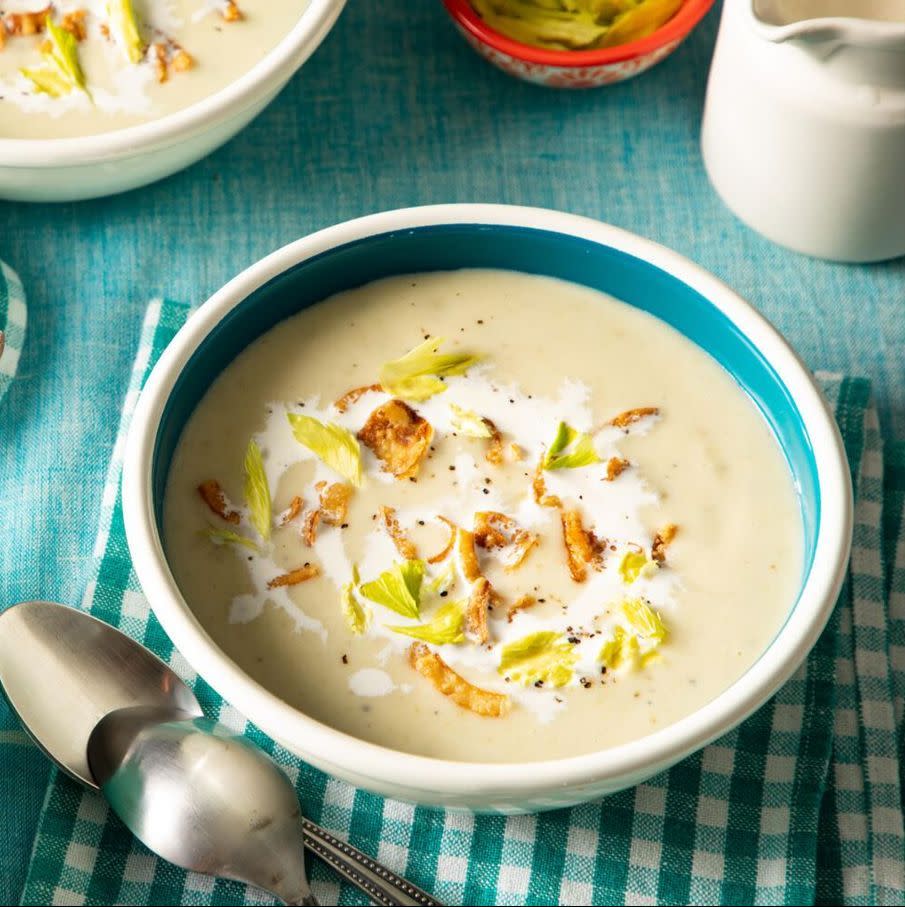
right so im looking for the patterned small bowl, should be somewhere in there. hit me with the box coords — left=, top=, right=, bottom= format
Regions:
left=442, top=0, right=715, bottom=88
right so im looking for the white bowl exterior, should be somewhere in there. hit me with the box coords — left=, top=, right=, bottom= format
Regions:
left=0, top=0, right=345, bottom=203
left=123, top=204, right=853, bottom=813
left=0, top=88, right=279, bottom=203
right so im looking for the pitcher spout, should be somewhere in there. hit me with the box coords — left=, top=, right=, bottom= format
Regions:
left=751, top=1, right=905, bottom=50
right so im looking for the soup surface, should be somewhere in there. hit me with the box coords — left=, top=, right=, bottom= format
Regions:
left=164, top=269, right=803, bottom=762
left=0, top=1, right=308, bottom=139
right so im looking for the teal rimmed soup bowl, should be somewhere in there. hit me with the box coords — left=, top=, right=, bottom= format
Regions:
left=123, top=204, right=852, bottom=813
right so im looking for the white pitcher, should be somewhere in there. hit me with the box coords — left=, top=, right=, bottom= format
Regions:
left=702, top=1, right=905, bottom=262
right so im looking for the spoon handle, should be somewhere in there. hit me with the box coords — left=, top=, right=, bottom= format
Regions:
left=301, top=817, right=443, bottom=907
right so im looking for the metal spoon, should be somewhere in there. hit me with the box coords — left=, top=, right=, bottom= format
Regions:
left=0, top=601, right=442, bottom=907
left=89, top=705, right=318, bottom=906
left=0, top=599, right=202, bottom=786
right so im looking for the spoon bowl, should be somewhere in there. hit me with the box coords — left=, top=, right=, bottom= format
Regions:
left=89, top=706, right=316, bottom=906
left=0, top=601, right=201, bottom=787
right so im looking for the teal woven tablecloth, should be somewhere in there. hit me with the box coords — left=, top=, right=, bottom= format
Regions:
left=1, top=1, right=903, bottom=904
left=9, top=299, right=905, bottom=906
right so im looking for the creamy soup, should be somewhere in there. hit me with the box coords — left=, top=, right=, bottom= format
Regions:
left=164, top=270, right=803, bottom=763
left=0, top=1, right=308, bottom=139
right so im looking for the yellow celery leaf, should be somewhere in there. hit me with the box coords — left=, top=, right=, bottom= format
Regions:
left=108, top=0, right=147, bottom=64
left=20, top=67, right=70, bottom=97
left=45, top=15, right=88, bottom=93
left=641, top=650, right=662, bottom=668
left=621, top=598, right=667, bottom=643
left=22, top=15, right=89, bottom=98
left=449, top=403, right=493, bottom=438
left=379, top=337, right=481, bottom=402
left=200, top=525, right=259, bottom=553
left=287, top=413, right=362, bottom=487
left=243, top=439, right=272, bottom=541
left=341, top=565, right=370, bottom=635
left=542, top=421, right=601, bottom=470
left=498, top=631, right=578, bottom=688
left=389, top=600, right=466, bottom=645
left=598, top=626, right=640, bottom=671
left=618, top=549, right=657, bottom=584
left=359, top=560, right=425, bottom=620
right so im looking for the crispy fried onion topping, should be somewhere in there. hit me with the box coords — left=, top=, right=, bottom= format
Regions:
left=267, top=563, right=320, bottom=589
left=357, top=399, right=433, bottom=479
left=4, top=8, right=50, bottom=37
left=279, top=495, right=303, bottom=526
left=610, top=407, right=659, bottom=428
left=532, top=459, right=561, bottom=508
left=152, top=41, right=193, bottom=83
left=333, top=383, right=383, bottom=413
left=475, top=418, right=521, bottom=466
left=317, top=481, right=353, bottom=525
left=222, top=0, right=243, bottom=22
left=427, top=515, right=457, bottom=564
left=408, top=643, right=510, bottom=717
left=474, top=511, right=538, bottom=571
left=484, top=417, right=505, bottom=466
left=301, top=509, right=321, bottom=547
left=560, top=509, right=605, bottom=582
left=651, top=523, right=679, bottom=564
left=456, top=526, right=482, bottom=584
left=507, top=594, right=537, bottom=622
left=301, top=482, right=353, bottom=545
left=61, top=10, right=87, bottom=40
left=197, top=480, right=240, bottom=524
left=380, top=505, right=418, bottom=560
left=455, top=528, right=498, bottom=645
left=605, top=457, right=630, bottom=481
left=465, top=576, right=493, bottom=645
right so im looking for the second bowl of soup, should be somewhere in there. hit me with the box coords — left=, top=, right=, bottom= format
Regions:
left=0, top=0, right=345, bottom=201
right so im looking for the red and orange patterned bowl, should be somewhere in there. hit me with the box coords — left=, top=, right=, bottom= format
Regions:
left=442, top=0, right=715, bottom=88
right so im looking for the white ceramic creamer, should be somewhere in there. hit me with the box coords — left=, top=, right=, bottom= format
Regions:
left=702, top=1, right=905, bottom=262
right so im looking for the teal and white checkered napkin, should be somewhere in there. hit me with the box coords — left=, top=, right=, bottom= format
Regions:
left=17, top=299, right=905, bottom=906
left=0, top=262, right=26, bottom=407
